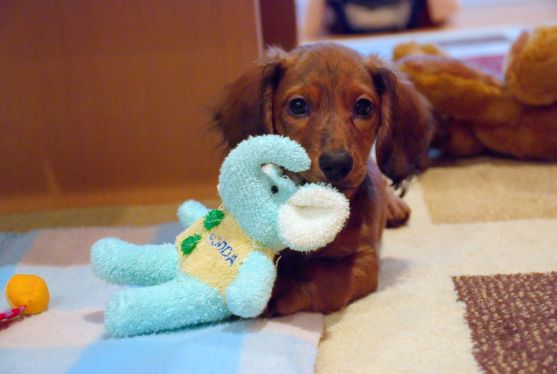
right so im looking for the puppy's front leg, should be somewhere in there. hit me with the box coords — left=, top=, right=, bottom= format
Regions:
left=267, top=247, right=379, bottom=316
left=385, top=181, right=411, bottom=228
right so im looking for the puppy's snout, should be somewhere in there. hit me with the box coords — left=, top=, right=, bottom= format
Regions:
left=319, top=151, right=353, bottom=182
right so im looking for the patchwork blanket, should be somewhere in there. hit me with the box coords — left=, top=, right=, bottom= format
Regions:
left=0, top=223, right=323, bottom=374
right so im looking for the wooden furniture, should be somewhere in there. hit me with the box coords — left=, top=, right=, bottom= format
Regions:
left=1, top=1, right=267, bottom=213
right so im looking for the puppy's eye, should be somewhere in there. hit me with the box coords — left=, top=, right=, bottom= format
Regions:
left=354, top=98, right=373, bottom=118
left=271, top=185, right=279, bottom=194
left=288, top=97, right=309, bottom=117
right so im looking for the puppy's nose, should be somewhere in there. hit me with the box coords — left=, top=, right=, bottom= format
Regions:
left=319, top=151, right=353, bottom=182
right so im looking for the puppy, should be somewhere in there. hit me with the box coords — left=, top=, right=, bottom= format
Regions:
left=213, top=43, right=433, bottom=315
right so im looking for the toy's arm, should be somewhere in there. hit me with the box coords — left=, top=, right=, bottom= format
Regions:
left=177, top=200, right=210, bottom=228
left=225, top=250, right=276, bottom=318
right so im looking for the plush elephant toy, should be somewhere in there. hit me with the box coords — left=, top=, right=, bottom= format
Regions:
left=91, top=135, right=350, bottom=337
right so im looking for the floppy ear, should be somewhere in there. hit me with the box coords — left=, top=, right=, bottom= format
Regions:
left=213, top=47, right=289, bottom=148
left=367, top=57, right=433, bottom=185
left=367, top=62, right=397, bottom=174
left=278, top=184, right=350, bottom=252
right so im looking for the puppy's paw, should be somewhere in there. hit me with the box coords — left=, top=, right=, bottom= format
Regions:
left=265, top=292, right=311, bottom=316
left=385, top=187, right=411, bottom=228
left=264, top=278, right=313, bottom=317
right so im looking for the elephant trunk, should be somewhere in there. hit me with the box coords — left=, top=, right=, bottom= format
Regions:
left=218, top=135, right=311, bottom=249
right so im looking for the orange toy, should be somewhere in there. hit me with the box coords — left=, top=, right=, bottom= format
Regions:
left=393, top=26, right=557, bottom=160
left=1, top=274, right=49, bottom=321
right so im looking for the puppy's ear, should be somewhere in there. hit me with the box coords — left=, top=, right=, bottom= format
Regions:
left=213, top=47, right=289, bottom=148
left=367, top=57, right=433, bottom=185
left=369, top=63, right=397, bottom=171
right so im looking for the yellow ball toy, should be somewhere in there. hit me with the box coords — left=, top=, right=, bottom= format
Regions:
left=5, top=274, right=50, bottom=315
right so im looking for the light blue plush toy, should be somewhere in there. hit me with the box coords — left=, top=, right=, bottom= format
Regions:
left=91, top=135, right=349, bottom=337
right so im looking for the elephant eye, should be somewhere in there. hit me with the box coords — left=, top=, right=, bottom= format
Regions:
left=271, top=185, right=279, bottom=194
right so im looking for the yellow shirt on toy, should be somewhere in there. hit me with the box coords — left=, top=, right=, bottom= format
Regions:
left=175, top=208, right=275, bottom=296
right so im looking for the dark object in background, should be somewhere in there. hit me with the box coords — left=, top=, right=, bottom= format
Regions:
left=327, top=0, right=435, bottom=34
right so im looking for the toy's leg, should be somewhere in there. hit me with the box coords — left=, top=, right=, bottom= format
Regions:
left=177, top=200, right=210, bottom=228
left=105, top=274, right=230, bottom=337
left=91, top=238, right=177, bottom=286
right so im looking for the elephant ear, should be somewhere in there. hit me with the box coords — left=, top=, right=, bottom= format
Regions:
left=278, top=184, right=350, bottom=252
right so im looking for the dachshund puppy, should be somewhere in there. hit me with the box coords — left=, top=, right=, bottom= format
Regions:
left=213, top=43, right=433, bottom=315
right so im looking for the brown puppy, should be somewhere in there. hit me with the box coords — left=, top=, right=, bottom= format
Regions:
left=213, top=43, right=432, bottom=315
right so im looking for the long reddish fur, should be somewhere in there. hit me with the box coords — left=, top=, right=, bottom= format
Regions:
left=213, top=44, right=433, bottom=315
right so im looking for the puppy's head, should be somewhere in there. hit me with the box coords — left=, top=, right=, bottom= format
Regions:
left=214, top=43, right=433, bottom=195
